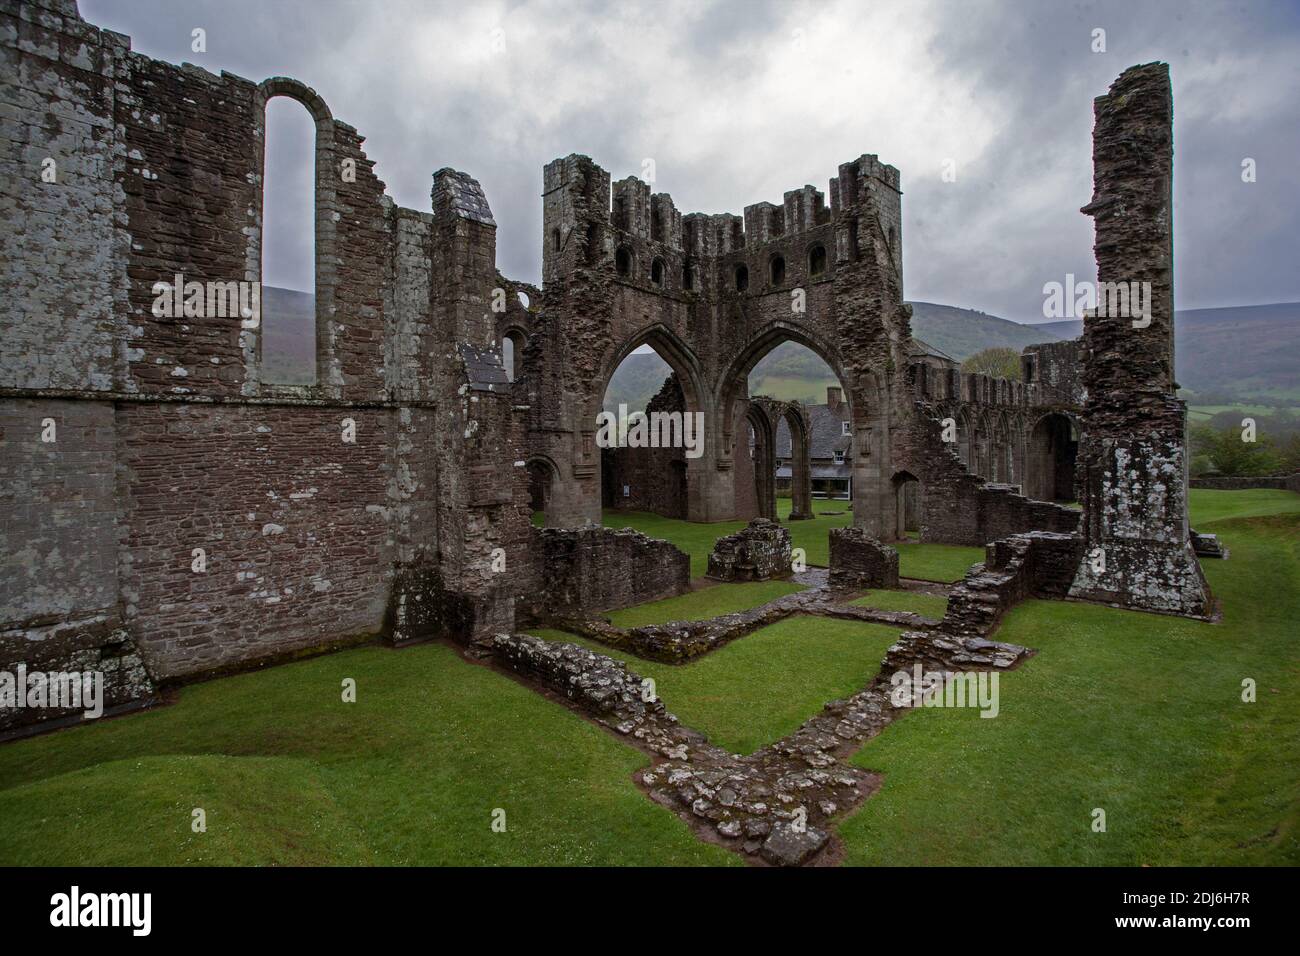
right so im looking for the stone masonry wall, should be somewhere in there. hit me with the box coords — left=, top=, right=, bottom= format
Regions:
left=1190, top=475, right=1300, bottom=492
left=1068, top=63, right=1210, bottom=617
left=706, top=518, right=792, bottom=581
left=829, top=527, right=900, bottom=589
left=530, top=526, right=690, bottom=615
left=0, top=1, right=529, bottom=734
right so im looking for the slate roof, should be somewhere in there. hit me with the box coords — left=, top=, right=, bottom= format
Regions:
left=458, top=343, right=511, bottom=392
left=775, top=402, right=852, bottom=460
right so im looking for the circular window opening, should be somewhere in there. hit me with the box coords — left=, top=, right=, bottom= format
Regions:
left=735, top=264, right=749, bottom=292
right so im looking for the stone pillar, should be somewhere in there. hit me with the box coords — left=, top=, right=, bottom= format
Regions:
left=1067, top=63, right=1210, bottom=617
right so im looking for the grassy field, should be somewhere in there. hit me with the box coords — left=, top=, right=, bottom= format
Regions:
left=606, top=580, right=804, bottom=628
left=529, top=617, right=901, bottom=755
left=839, top=489, right=1300, bottom=865
left=850, top=589, right=950, bottom=618
left=0, top=643, right=736, bottom=866
left=1, top=489, right=1296, bottom=866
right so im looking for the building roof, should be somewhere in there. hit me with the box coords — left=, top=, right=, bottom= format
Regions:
left=908, top=337, right=956, bottom=363
left=776, top=402, right=852, bottom=460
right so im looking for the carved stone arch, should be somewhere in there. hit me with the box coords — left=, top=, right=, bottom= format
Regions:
left=743, top=401, right=778, bottom=520
left=589, top=323, right=711, bottom=521
left=891, top=469, right=922, bottom=539
left=254, top=77, right=339, bottom=396
left=524, top=454, right=561, bottom=524
left=1026, top=409, right=1080, bottom=502
left=716, top=319, right=892, bottom=533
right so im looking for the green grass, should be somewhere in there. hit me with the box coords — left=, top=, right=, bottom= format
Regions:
left=850, top=589, right=949, bottom=619
left=895, top=541, right=984, bottom=583
left=530, top=617, right=900, bottom=756
left=606, top=580, right=804, bottom=628
left=1184, top=488, right=1300, bottom=526
left=0, top=643, right=736, bottom=866
left=837, top=488, right=1300, bottom=865
left=4, top=488, right=1297, bottom=867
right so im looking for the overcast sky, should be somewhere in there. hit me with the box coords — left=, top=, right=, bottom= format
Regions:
left=83, top=0, right=1300, bottom=323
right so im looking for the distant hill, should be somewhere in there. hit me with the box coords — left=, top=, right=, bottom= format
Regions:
left=1028, top=302, right=1300, bottom=402
left=907, top=301, right=1063, bottom=360
left=261, top=286, right=315, bottom=384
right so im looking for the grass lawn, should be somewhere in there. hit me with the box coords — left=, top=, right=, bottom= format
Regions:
left=838, top=489, right=1300, bottom=865
left=530, top=617, right=900, bottom=756
left=894, top=541, right=985, bottom=583
left=850, top=589, right=950, bottom=619
left=3, top=488, right=1296, bottom=866
left=0, top=643, right=736, bottom=866
left=607, top=580, right=804, bottom=628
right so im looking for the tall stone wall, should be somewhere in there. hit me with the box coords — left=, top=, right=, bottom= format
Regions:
left=1068, top=63, right=1210, bottom=617
left=0, top=1, right=531, bottom=733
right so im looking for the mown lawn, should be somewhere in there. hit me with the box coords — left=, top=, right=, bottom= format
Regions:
left=838, top=489, right=1300, bottom=865
left=850, top=589, right=950, bottom=619
left=530, top=616, right=900, bottom=756
left=606, top=580, right=804, bottom=628
left=2, top=489, right=1296, bottom=866
left=0, top=643, right=736, bottom=866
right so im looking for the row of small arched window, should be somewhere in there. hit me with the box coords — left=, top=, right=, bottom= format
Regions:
left=612, top=243, right=829, bottom=292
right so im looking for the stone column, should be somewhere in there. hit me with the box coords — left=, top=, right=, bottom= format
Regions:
left=1068, top=63, right=1210, bottom=617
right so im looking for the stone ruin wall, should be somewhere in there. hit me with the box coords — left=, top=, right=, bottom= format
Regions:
left=0, top=1, right=1212, bottom=739
left=0, top=0, right=535, bottom=727
left=1067, top=63, right=1210, bottom=617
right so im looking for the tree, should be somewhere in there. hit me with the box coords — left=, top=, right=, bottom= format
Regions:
left=961, top=346, right=1022, bottom=380
left=1189, top=424, right=1283, bottom=476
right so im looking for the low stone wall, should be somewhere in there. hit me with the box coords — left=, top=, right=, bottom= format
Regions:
left=532, top=526, right=690, bottom=614
left=706, top=518, right=792, bottom=581
left=1, top=614, right=157, bottom=740
left=829, top=528, right=900, bottom=589
left=938, top=531, right=1079, bottom=641
left=1190, top=475, right=1300, bottom=492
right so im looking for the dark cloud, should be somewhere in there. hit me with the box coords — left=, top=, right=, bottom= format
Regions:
left=82, top=0, right=1300, bottom=321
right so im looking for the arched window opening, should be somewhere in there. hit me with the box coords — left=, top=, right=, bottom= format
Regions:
left=735, top=264, right=749, bottom=292
left=748, top=341, right=848, bottom=510
left=808, top=243, right=827, bottom=278
left=651, top=257, right=665, bottom=286
left=551, top=228, right=561, bottom=252
left=502, top=330, right=525, bottom=382
left=682, top=262, right=694, bottom=290
left=769, top=255, right=786, bottom=286
left=615, top=246, right=632, bottom=277
left=527, top=459, right=556, bottom=526
left=601, top=345, right=690, bottom=520
left=261, top=96, right=316, bottom=385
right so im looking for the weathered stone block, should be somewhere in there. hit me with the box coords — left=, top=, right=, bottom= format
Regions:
left=829, top=527, right=900, bottom=589
left=706, top=518, right=792, bottom=582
